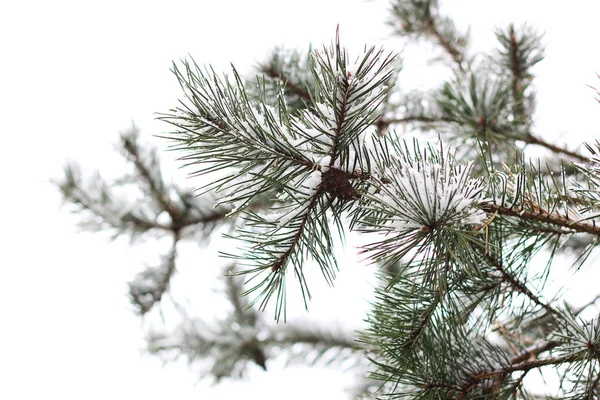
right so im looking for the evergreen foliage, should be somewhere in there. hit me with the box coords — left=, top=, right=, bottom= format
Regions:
left=56, top=1, right=600, bottom=398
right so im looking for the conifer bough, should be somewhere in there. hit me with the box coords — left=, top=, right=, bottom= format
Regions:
left=159, top=18, right=600, bottom=397
left=58, top=1, right=600, bottom=398
left=160, top=30, right=396, bottom=321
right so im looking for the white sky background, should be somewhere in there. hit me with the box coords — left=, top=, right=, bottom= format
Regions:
left=1, top=1, right=600, bottom=399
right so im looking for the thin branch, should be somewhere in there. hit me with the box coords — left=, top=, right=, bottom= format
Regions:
left=273, top=330, right=363, bottom=352
left=401, top=290, right=442, bottom=350
left=509, top=340, right=560, bottom=364
left=224, top=267, right=257, bottom=326
left=123, top=206, right=232, bottom=233
left=423, top=381, right=461, bottom=393
left=422, top=13, right=465, bottom=72
left=129, top=229, right=181, bottom=315
left=483, top=203, right=600, bottom=237
left=522, top=133, right=587, bottom=163
left=481, top=250, right=558, bottom=316
left=121, top=134, right=182, bottom=221
left=507, top=27, right=526, bottom=122
left=271, top=189, right=323, bottom=272
left=378, top=115, right=461, bottom=127
left=62, top=178, right=123, bottom=228
left=377, top=114, right=588, bottom=163
left=475, top=352, right=579, bottom=380
left=262, top=65, right=312, bottom=104
left=573, top=293, right=600, bottom=316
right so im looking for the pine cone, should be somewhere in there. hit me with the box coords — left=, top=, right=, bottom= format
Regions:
left=321, top=168, right=360, bottom=201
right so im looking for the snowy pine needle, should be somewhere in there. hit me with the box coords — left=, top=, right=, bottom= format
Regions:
left=368, top=141, right=486, bottom=233
left=358, top=140, right=488, bottom=269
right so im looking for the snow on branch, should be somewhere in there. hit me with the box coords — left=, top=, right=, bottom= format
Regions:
left=377, top=144, right=486, bottom=232
left=358, top=139, right=487, bottom=268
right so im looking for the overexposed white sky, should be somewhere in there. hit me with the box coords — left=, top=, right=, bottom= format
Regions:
left=2, top=1, right=600, bottom=399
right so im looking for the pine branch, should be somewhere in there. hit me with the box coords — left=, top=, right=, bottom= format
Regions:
left=119, top=128, right=181, bottom=221
left=509, top=340, right=559, bottom=364
left=480, top=250, right=557, bottom=317
left=56, top=163, right=130, bottom=235
left=147, top=322, right=266, bottom=380
left=148, top=312, right=364, bottom=380
left=56, top=2, right=600, bottom=397
left=495, top=24, right=544, bottom=129
left=388, top=0, right=468, bottom=71
left=483, top=203, right=600, bottom=236
left=574, top=294, right=600, bottom=316
left=162, top=33, right=394, bottom=319
left=223, top=265, right=258, bottom=326
left=522, top=132, right=587, bottom=162
left=475, top=352, right=579, bottom=381
left=160, top=58, right=320, bottom=211
left=271, top=191, right=323, bottom=273
left=57, top=127, right=244, bottom=318
left=423, top=10, right=465, bottom=72
left=382, top=111, right=587, bottom=162
left=231, top=190, right=338, bottom=322
left=507, top=26, right=527, bottom=121
left=380, top=107, right=586, bottom=164
left=399, top=289, right=441, bottom=350
left=255, top=47, right=315, bottom=114
left=261, top=65, right=312, bottom=105
left=357, top=139, right=488, bottom=270
left=57, top=128, right=236, bottom=241
left=273, top=325, right=364, bottom=356
left=119, top=198, right=232, bottom=234
left=128, top=229, right=180, bottom=315
left=379, top=115, right=461, bottom=125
